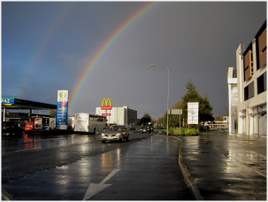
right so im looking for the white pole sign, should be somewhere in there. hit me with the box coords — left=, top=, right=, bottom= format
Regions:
left=187, top=102, right=199, bottom=124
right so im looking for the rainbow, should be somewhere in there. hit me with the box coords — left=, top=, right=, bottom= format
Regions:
left=70, top=2, right=154, bottom=112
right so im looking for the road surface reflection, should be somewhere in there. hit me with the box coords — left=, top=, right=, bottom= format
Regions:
left=2, top=134, right=93, bottom=154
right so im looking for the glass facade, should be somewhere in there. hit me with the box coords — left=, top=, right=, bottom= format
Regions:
left=257, top=72, right=266, bottom=94
left=243, top=46, right=253, bottom=81
left=244, top=81, right=254, bottom=101
left=256, top=24, right=266, bottom=70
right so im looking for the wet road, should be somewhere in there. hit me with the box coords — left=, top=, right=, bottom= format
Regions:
left=180, top=131, right=266, bottom=200
left=2, top=133, right=194, bottom=200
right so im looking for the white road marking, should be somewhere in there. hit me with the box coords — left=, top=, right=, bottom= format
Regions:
left=247, top=150, right=266, bottom=160
left=254, top=170, right=266, bottom=178
left=100, top=168, right=120, bottom=184
left=169, top=136, right=183, bottom=142
left=83, top=183, right=111, bottom=200
left=83, top=168, right=120, bottom=200
left=5, top=148, right=42, bottom=154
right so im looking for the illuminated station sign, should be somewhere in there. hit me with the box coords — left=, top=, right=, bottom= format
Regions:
left=1, top=97, right=15, bottom=105
left=56, top=90, right=69, bottom=129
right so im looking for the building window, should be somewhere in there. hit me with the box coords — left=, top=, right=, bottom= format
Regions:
left=257, top=72, right=266, bottom=94
left=244, top=81, right=254, bottom=100
left=243, top=45, right=254, bottom=81
left=256, top=23, right=266, bottom=70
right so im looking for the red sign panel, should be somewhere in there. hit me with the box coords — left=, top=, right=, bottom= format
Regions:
left=101, top=106, right=112, bottom=110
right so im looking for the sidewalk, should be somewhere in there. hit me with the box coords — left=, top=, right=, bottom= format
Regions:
left=179, top=131, right=266, bottom=200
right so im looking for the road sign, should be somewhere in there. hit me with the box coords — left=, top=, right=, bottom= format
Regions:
left=187, top=102, right=199, bottom=124
left=56, top=90, right=68, bottom=130
left=169, top=109, right=182, bottom=115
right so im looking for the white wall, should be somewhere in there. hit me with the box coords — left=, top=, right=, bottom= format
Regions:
left=96, top=106, right=135, bottom=126
left=234, top=40, right=267, bottom=136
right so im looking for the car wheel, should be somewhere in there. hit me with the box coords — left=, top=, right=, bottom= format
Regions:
left=102, top=140, right=106, bottom=143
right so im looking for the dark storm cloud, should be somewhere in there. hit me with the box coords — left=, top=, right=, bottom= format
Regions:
left=2, top=2, right=266, bottom=118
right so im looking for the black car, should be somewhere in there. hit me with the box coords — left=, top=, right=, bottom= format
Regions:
left=2, top=122, right=24, bottom=136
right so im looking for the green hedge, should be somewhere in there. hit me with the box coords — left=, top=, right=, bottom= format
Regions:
left=168, top=127, right=199, bottom=136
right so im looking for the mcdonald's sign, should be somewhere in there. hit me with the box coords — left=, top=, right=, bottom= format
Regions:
left=101, top=97, right=112, bottom=110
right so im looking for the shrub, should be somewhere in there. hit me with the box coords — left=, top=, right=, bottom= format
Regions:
left=168, top=127, right=199, bottom=136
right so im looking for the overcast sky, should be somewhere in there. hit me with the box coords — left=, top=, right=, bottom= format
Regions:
left=2, top=2, right=266, bottom=118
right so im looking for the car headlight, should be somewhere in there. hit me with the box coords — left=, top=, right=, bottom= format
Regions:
left=116, top=133, right=121, bottom=137
left=101, top=133, right=105, bottom=137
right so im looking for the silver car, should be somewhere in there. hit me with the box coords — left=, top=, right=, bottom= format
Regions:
left=101, top=126, right=129, bottom=143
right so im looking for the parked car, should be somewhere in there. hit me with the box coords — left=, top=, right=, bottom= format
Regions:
left=128, top=126, right=136, bottom=131
left=146, top=126, right=153, bottom=133
left=101, top=126, right=129, bottom=143
left=2, top=121, right=24, bottom=136
left=139, top=126, right=153, bottom=134
left=141, top=128, right=147, bottom=133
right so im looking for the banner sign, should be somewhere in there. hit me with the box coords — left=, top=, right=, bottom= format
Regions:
left=2, top=97, right=15, bottom=105
left=56, top=90, right=68, bottom=129
left=187, top=102, right=199, bottom=124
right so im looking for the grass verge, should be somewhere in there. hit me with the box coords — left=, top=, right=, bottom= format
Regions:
left=156, top=127, right=199, bottom=136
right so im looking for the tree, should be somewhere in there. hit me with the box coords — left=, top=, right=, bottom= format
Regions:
left=155, top=116, right=165, bottom=128
left=139, top=113, right=152, bottom=126
left=199, top=96, right=214, bottom=122
left=157, top=81, right=214, bottom=127
left=181, top=82, right=214, bottom=123
left=215, top=116, right=224, bottom=121
left=182, top=82, right=202, bottom=103
left=168, top=100, right=183, bottom=127
left=156, top=101, right=183, bottom=128
left=181, top=82, right=202, bottom=123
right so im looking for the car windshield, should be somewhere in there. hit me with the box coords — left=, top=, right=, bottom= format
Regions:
left=117, top=127, right=127, bottom=132
left=103, top=126, right=126, bottom=132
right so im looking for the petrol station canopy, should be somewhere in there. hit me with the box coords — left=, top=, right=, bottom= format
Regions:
left=1, top=97, right=57, bottom=110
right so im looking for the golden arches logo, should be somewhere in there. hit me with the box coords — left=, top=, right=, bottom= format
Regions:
left=101, top=97, right=112, bottom=110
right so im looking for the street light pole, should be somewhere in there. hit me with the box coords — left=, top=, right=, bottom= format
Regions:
left=148, top=64, right=170, bottom=136
left=166, top=66, right=170, bottom=136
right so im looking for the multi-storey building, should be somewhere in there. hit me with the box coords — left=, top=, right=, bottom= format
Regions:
left=227, top=67, right=238, bottom=134
left=228, top=21, right=266, bottom=136
left=96, top=106, right=137, bottom=126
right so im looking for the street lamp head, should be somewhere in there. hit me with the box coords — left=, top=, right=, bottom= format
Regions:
left=147, top=64, right=170, bottom=71
left=146, top=64, right=157, bottom=70
left=149, top=64, right=157, bottom=68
